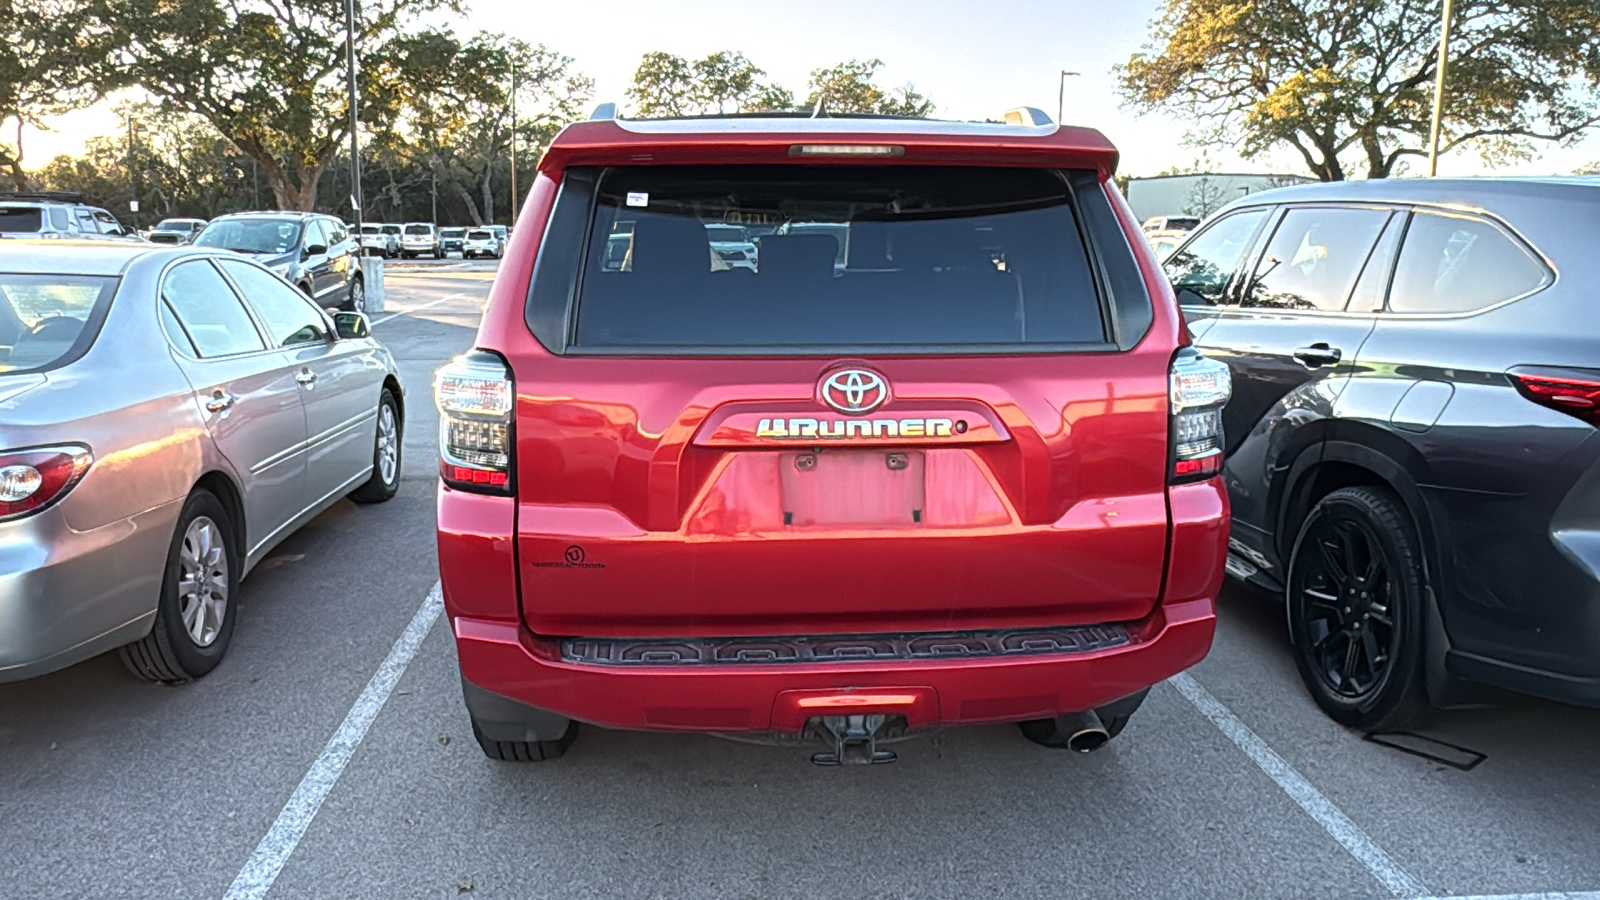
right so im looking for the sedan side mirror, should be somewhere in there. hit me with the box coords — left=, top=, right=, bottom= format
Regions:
left=303, top=243, right=329, bottom=259
left=332, top=311, right=371, bottom=339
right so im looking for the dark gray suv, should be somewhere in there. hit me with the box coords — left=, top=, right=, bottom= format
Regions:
left=1166, top=177, right=1600, bottom=731
left=193, top=212, right=366, bottom=312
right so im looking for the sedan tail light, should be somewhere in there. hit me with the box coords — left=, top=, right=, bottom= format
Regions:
left=1509, top=367, right=1600, bottom=427
left=1169, top=350, right=1232, bottom=484
left=0, top=445, right=93, bottom=521
left=435, top=351, right=514, bottom=494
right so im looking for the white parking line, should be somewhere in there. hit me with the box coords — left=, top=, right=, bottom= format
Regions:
left=221, top=583, right=444, bottom=900
left=1402, top=893, right=1600, bottom=900
left=370, top=293, right=465, bottom=327
left=1170, top=672, right=1429, bottom=898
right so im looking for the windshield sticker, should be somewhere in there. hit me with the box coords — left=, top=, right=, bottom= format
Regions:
left=626, top=192, right=649, bottom=208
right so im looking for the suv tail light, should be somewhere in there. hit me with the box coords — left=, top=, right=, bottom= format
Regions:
left=0, top=445, right=93, bottom=521
left=1509, top=367, right=1600, bottom=426
left=1169, top=350, right=1232, bottom=483
left=436, top=351, right=514, bottom=494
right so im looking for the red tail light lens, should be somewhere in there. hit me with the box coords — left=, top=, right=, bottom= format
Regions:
left=1169, top=350, right=1232, bottom=484
left=1510, top=368, right=1600, bottom=425
left=0, top=445, right=93, bottom=521
left=435, top=351, right=514, bottom=494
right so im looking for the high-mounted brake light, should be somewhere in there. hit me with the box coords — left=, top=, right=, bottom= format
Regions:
left=788, top=144, right=905, bottom=157
left=0, top=445, right=93, bottom=521
left=1169, top=351, right=1231, bottom=484
left=1509, top=368, right=1600, bottom=426
left=435, top=351, right=514, bottom=494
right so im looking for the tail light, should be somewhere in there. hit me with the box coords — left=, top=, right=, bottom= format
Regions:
left=435, top=351, right=514, bottom=494
left=1169, top=350, right=1232, bottom=483
left=1509, top=367, right=1600, bottom=426
left=0, top=445, right=93, bottom=521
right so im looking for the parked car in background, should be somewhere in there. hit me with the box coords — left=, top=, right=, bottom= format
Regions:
left=146, top=218, right=208, bottom=245
left=1146, top=228, right=1187, bottom=262
left=435, top=108, right=1231, bottom=763
left=400, top=222, right=439, bottom=259
left=193, top=212, right=367, bottom=311
left=358, top=223, right=400, bottom=258
left=705, top=222, right=757, bottom=270
left=488, top=225, right=508, bottom=247
left=0, top=240, right=403, bottom=684
left=0, top=192, right=140, bottom=242
left=461, top=228, right=501, bottom=259
left=440, top=227, right=467, bottom=256
left=1166, top=177, right=1600, bottom=731
left=1141, top=215, right=1201, bottom=234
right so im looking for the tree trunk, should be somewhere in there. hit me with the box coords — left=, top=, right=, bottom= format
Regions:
left=479, top=164, right=494, bottom=225
left=454, top=183, right=484, bottom=225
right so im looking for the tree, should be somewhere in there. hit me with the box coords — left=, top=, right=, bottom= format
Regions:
left=626, top=51, right=792, bottom=116
left=1119, top=0, right=1600, bottom=181
left=1183, top=175, right=1228, bottom=217
left=1, top=0, right=123, bottom=188
left=805, top=59, right=935, bottom=116
left=96, top=0, right=462, bottom=210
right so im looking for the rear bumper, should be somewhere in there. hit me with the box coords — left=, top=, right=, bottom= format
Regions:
left=452, top=597, right=1215, bottom=733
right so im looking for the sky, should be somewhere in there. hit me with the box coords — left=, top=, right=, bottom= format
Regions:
left=21, top=0, right=1600, bottom=179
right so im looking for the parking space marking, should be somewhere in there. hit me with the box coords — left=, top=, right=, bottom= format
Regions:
left=1170, top=672, right=1429, bottom=898
left=222, top=583, right=444, bottom=900
left=1402, top=894, right=1600, bottom=900
left=370, top=293, right=466, bottom=327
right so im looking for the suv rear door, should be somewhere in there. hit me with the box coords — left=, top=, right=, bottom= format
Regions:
left=501, top=160, right=1180, bottom=638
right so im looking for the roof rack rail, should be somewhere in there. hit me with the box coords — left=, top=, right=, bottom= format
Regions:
left=1001, top=107, right=1054, bottom=127
left=0, top=190, right=85, bottom=203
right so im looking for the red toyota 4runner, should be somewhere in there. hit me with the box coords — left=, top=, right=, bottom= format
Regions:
left=435, top=108, right=1232, bottom=764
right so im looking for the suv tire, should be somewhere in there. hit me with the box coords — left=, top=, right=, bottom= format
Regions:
left=349, top=390, right=401, bottom=503
left=1286, top=486, right=1430, bottom=732
left=120, top=490, right=239, bottom=683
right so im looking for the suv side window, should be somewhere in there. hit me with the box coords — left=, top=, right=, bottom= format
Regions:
left=74, top=210, right=97, bottom=233
left=1387, top=212, right=1548, bottom=314
left=324, top=220, right=347, bottom=245
left=1163, top=210, right=1269, bottom=307
left=47, top=207, right=70, bottom=230
left=218, top=260, right=332, bottom=346
left=161, top=261, right=269, bottom=358
left=93, top=210, right=124, bottom=235
left=302, top=220, right=327, bottom=251
left=1240, top=207, right=1390, bottom=311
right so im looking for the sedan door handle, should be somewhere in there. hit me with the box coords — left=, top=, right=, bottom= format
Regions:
left=205, top=391, right=235, bottom=413
left=1292, top=344, right=1343, bottom=368
left=295, top=369, right=317, bottom=387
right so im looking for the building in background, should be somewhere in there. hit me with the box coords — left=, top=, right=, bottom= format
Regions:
left=1125, top=172, right=1314, bottom=222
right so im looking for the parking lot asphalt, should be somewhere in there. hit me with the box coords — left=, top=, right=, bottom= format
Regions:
left=3, top=257, right=1598, bottom=900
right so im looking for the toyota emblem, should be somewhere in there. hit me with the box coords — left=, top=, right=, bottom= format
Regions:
left=820, top=368, right=889, bottom=415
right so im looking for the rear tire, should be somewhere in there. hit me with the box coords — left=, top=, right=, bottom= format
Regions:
left=471, top=719, right=578, bottom=762
left=120, top=490, right=239, bottom=683
left=1286, top=486, right=1430, bottom=732
left=349, top=389, right=401, bottom=503
left=346, top=277, right=365, bottom=313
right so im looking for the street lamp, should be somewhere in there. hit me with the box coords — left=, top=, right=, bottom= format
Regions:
left=1057, top=70, right=1081, bottom=124
left=1427, top=0, right=1456, bottom=177
left=509, top=65, right=518, bottom=227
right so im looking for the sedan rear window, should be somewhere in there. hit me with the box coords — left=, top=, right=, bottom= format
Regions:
left=0, top=207, right=44, bottom=234
left=0, top=274, right=116, bottom=374
left=569, top=165, right=1108, bottom=350
left=404, top=225, right=432, bottom=235
left=466, top=230, right=493, bottom=240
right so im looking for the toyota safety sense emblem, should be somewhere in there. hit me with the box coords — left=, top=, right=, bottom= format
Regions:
left=821, top=368, right=889, bottom=415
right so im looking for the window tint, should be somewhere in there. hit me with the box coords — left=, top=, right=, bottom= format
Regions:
left=217, top=260, right=331, bottom=347
left=161, top=261, right=268, bottom=358
left=1163, top=210, right=1267, bottom=306
left=1241, top=207, right=1390, bottom=311
left=0, top=207, right=43, bottom=233
left=1388, top=212, right=1548, bottom=314
left=404, top=224, right=431, bottom=235
left=572, top=165, right=1108, bottom=349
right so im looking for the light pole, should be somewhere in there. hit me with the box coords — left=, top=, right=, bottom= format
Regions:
left=1057, top=70, right=1081, bottom=124
left=344, top=0, right=363, bottom=226
left=126, top=112, right=138, bottom=231
left=1426, top=0, right=1456, bottom=177
left=508, top=65, right=518, bottom=227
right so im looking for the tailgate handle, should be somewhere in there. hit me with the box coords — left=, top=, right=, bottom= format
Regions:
left=1292, top=344, right=1343, bottom=368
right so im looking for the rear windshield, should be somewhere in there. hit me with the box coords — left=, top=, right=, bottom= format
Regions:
left=466, top=230, right=493, bottom=240
left=381, top=225, right=401, bottom=235
left=195, top=218, right=302, bottom=254
left=404, top=225, right=431, bottom=235
left=0, top=274, right=117, bottom=374
left=570, top=165, right=1106, bottom=350
left=441, top=228, right=466, bottom=237
left=0, top=207, right=44, bottom=234
left=360, top=225, right=382, bottom=234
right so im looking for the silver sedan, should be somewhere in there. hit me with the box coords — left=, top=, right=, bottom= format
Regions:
left=0, top=241, right=404, bottom=683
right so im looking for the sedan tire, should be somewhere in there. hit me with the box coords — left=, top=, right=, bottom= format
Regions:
left=349, top=389, right=401, bottom=504
left=1286, top=486, right=1430, bottom=732
left=120, top=490, right=239, bottom=683
left=347, top=277, right=366, bottom=313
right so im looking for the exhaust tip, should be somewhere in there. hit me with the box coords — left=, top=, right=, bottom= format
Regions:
left=1066, top=726, right=1111, bottom=753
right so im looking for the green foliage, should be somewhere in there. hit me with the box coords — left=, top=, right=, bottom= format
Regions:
left=626, top=50, right=793, bottom=116
left=1, top=0, right=124, bottom=188
left=805, top=59, right=935, bottom=116
left=1119, top=0, right=1600, bottom=181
